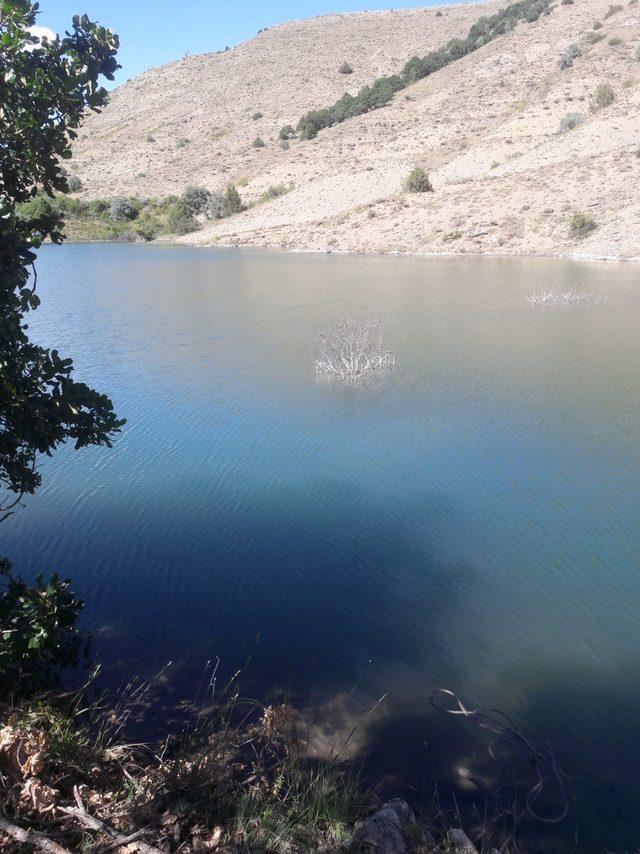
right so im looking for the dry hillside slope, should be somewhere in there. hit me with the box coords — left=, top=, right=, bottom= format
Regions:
left=74, top=1, right=640, bottom=260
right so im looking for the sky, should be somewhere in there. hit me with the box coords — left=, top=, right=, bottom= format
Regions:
left=42, top=0, right=445, bottom=86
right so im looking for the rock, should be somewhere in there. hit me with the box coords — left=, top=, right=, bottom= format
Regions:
left=350, top=798, right=416, bottom=853
left=447, top=828, right=479, bottom=854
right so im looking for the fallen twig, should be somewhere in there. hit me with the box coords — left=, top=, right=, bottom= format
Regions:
left=0, top=815, right=72, bottom=854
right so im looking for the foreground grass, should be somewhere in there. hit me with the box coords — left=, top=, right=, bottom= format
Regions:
left=0, top=693, right=367, bottom=853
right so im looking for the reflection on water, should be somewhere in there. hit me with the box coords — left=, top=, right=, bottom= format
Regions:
left=2, top=244, right=639, bottom=850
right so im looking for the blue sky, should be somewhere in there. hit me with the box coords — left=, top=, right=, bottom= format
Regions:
left=42, top=0, right=444, bottom=85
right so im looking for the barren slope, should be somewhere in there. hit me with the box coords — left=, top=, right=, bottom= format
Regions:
left=74, top=1, right=640, bottom=260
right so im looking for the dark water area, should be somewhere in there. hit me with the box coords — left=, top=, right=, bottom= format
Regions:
left=3, top=244, right=639, bottom=851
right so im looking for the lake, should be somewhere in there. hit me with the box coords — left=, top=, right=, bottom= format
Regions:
left=3, top=243, right=639, bottom=850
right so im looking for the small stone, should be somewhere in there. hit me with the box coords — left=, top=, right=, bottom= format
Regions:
left=350, top=798, right=416, bottom=853
left=448, top=828, right=479, bottom=854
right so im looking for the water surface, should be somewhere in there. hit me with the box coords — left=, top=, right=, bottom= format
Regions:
left=3, top=244, right=639, bottom=850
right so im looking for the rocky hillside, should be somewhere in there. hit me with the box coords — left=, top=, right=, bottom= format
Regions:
left=73, top=0, right=640, bottom=260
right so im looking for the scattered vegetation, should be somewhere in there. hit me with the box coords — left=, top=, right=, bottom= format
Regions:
left=252, top=111, right=263, bottom=120
left=109, top=196, right=138, bottom=221
left=636, top=45, right=640, bottom=60
left=557, top=111, right=584, bottom=132
left=260, top=183, right=292, bottom=202
left=558, top=42, right=581, bottom=68
left=586, top=30, right=606, bottom=43
left=338, top=61, right=354, bottom=74
left=593, top=20, right=603, bottom=28
left=221, top=184, right=246, bottom=216
left=166, top=200, right=199, bottom=235
left=568, top=210, right=598, bottom=239
left=561, top=0, right=573, bottom=5
left=283, top=0, right=551, bottom=140
left=404, top=166, right=434, bottom=193
left=67, top=174, right=83, bottom=192
left=609, top=36, right=623, bottom=45
left=181, top=185, right=213, bottom=215
left=279, top=124, right=296, bottom=141
left=603, top=2, right=623, bottom=17
left=590, top=81, right=615, bottom=111
left=252, top=136, right=266, bottom=148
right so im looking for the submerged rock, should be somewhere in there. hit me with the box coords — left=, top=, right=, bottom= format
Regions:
left=350, top=798, right=416, bottom=853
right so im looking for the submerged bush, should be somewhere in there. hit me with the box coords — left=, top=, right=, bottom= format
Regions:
left=568, top=210, right=598, bottom=239
left=404, top=166, right=434, bottom=193
left=590, top=81, right=615, bottom=111
left=558, top=111, right=584, bottom=132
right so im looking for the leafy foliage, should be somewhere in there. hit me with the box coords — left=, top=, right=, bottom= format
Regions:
left=109, top=196, right=138, bottom=221
left=568, top=211, right=598, bottom=239
left=558, top=42, right=580, bottom=68
left=181, top=185, right=212, bottom=215
left=405, top=167, right=433, bottom=193
left=221, top=185, right=245, bottom=216
left=279, top=124, right=296, bottom=140
left=590, top=81, right=615, bottom=111
left=557, top=111, right=584, bottom=133
left=0, top=1, right=124, bottom=517
left=166, top=200, right=199, bottom=234
left=292, top=0, right=550, bottom=139
left=0, top=558, right=84, bottom=693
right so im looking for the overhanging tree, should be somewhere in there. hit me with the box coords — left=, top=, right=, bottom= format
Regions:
left=0, top=0, right=124, bottom=520
left=0, top=0, right=122, bottom=690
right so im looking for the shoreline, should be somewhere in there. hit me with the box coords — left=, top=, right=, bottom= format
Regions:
left=72, top=234, right=640, bottom=265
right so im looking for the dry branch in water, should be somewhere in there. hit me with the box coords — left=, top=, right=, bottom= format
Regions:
left=314, top=319, right=395, bottom=383
left=525, top=289, right=605, bottom=306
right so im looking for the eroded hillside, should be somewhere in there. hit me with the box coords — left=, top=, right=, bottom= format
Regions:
left=73, top=1, right=640, bottom=260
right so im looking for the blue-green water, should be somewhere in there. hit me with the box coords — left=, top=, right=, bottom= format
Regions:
left=3, top=244, right=639, bottom=850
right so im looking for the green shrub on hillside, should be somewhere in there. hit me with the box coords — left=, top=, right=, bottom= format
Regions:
left=338, top=61, right=354, bottom=74
left=208, top=192, right=224, bottom=219
left=636, top=44, right=640, bottom=60
left=557, top=111, right=584, bottom=132
left=279, top=124, right=296, bottom=140
left=568, top=211, right=598, bottom=239
left=222, top=185, right=245, bottom=216
left=181, top=185, right=212, bottom=215
left=252, top=111, right=263, bottom=120
left=109, top=197, right=138, bottom=221
left=166, top=200, right=199, bottom=234
left=252, top=136, right=266, bottom=148
left=608, top=36, right=622, bottom=45
left=558, top=42, right=581, bottom=67
left=590, top=82, right=615, bottom=111
left=67, top=175, right=83, bottom=193
left=292, top=0, right=551, bottom=140
left=261, top=184, right=291, bottom=202
left=603, top=3, right=623, bottom=17
left=592, top=20, right=603, bottom=28
left=405, top=167, right=433, bottom=193
left=586, top=30, right=606, bottom=43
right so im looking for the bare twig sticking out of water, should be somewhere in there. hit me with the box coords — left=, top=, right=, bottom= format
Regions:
left=524, top=289, right=606, bottom=306
left=314, top=319, right=395, bottom=383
